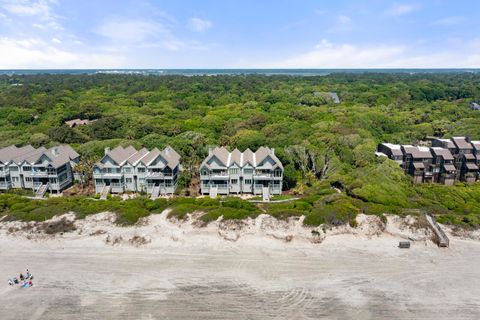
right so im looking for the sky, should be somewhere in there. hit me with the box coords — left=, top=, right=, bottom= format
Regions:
left=0, top=0, right=479, bottom=69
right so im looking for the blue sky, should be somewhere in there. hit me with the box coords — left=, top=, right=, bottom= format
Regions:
left=0, top=0, right=479, bottom=68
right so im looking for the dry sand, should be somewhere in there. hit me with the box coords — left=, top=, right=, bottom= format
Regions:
left=0, top=212, right=479, bottom=320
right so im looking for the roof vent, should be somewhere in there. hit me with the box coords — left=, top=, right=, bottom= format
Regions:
left=105, top=147, right=110, bottom=155
left=52, top=147, right=59, bottom=156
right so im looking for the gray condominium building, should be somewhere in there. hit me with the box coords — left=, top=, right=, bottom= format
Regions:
left=0, top=144, right=80, bottom=196
left=378, top=136, right=480, bottom=184
left=199, top=146, right=283, bottom=198
left=93, top=146, right=181, bottom=197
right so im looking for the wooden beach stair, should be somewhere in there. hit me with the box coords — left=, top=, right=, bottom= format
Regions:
left=209, top=186, right=218, bottom=199
left=262, top=187, right=270, bottom=202
left=100, top=185, right=111, bottom=200
left=425, top=214, right=449, bottom=247
left=151, top=185, right=160, bottom=200
left=35, top=183, right=48, bottom=199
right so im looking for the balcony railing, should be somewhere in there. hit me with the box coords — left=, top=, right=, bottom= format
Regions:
left=145, top=171, right=173, bottom=178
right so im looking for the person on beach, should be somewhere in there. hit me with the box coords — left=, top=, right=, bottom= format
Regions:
left=13, top=277, right=19, bottom=284
left=19, top=273, right=24, bottom=281
left=8, top=279, right=13, bottom=286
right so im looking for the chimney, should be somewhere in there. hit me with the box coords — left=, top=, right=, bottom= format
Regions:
left=52, top=147, right=59, bottom=156
left=466, top=136, right=471, bottom=143
left=105, top=147, right=110, bottom=155
left=271, top=148, right=275, bottom=155
left=208, top=147, right=213, bottom=155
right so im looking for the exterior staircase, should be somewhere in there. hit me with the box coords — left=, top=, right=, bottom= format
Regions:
left=425, top=214, right=449, bottom=247
left=262, top=187, right=270, bottom=202
left=35, top=183, right=48, bottom=199
left=151, top=185, right=161, bottom=199
left=209, top=186, right=218, bottom=199
left=100, top=185, right=111, bottom=200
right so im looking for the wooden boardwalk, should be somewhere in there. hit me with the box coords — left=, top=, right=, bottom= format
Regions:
left=426, top=214, right=449, bottom=247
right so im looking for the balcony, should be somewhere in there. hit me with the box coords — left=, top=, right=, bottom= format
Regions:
left=0, top=182, right=11, bottom=189
left=94, top=171, right=123, bottom=179
left=203, top=172, right=229, bottom=179
left=146, top=171, right=173, bottom=178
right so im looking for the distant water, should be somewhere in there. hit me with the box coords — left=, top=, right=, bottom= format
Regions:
left=0, top=69, right=479, bottom=76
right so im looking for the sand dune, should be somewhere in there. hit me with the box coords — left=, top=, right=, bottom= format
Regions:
left=0, top=212, right=479, bottom=319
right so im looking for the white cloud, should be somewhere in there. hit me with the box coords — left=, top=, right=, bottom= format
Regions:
left=386, top=3, right=419, bottom=16
left=1, top=0, right=62, bottom=29
left=188, top=17, right=212, bottom=32
left=95, top=19, right=167, bottom=43
left=260, top=39, right=480, bottom=68
left=433, top=16, right=465, bottom=26
left=51, top=37, right=61, bottom=44
left=338, top=15, right=352, bottom=25
left=0, top=37, right=126, bottom=68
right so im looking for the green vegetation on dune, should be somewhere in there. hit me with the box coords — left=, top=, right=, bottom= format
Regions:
left=1, top=73, right=480, bottom=227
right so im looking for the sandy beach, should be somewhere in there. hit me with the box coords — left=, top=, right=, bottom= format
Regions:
left=1, top=212, right=479, bottom=320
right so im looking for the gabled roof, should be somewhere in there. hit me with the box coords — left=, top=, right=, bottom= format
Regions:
left=242, top=148, right=254, bottom=166
left=106, top=146, right=138, bottom=165
left=0, top=144, right=78, bottom=168
left=230, top=149, right=242, bottom=166
left=127, top=148, right=149, bottom=165
left=433, top=138, right=455, bottom=149
left=452, top=137, right=473, bottom=150
left=471, top=140, right=480, bottom=151
left=431, top=147, right=454, bottom=161
left=0, top=145, right=35, bottom=164
left=380, top=143, right=403, bottom=156
left=161, top=146, right=181, bottom=168
left=402, top=145, right=432, bottom=159
left=95, top=145, right=181, bottom=169
left=200, top=146, right=283, bottom=169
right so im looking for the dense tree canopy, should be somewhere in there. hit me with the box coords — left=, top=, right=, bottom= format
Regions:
left=1, top=72, right=480, bottom=225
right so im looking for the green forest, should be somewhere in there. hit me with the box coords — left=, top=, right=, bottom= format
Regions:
left=1, top=72, right=480, bottom=227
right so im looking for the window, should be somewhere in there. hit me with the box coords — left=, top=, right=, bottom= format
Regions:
left=244, top=179, right=252, bottom=184
left=231, top=179, right=238, bottom=184
left=126, top=178, right=133, bottom=183
left=139, top=178, right=145, bottom=184
left=124, top=167, right=132, bottom=173
left=25, top=177, right=32, bottom=182
left=201, top=170, right=209, bottom=176
left=59, top=173, right=67, bottom=183
left=12, top=177, right=19, bottom=182
left=165, top=180, right=172, bottom=187
left=23, top=166, right=31, bottom=172
left=274, top=169, right=282, bottom=177
left=229, top=168, right=239, bottom=174
left=10, top=166, right=18, bottom=172
left=95, top=179, right=103, bottom=185
left=137, top=168, right=145, bottom=173
left=243, top=168, right=253, bottom=174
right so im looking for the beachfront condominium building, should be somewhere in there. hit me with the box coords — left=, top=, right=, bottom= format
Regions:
left=93, top=146, right=181, bottom=197
left=199, top=146, right=283, bottom=198
left=0, top=144, right=80, bottom=196
left=430, top=147, right=457, bottom=186
left=378, top=136, right=480, bottom=185
left=401, top=145, right=434, bottom=184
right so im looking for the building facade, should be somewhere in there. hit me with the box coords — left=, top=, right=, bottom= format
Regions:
left=93, top=146, right=181, bottom=197
left=199, top=147, right=283, bottom=197
left=0, top=144, right=79, bottom=195
left=378, top=136, right=480, bottom=184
